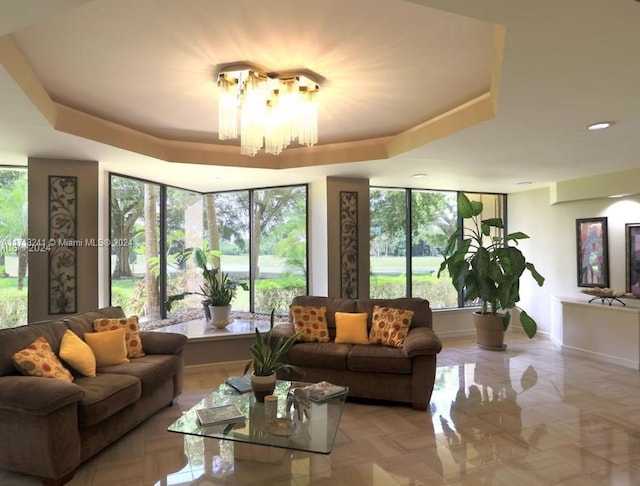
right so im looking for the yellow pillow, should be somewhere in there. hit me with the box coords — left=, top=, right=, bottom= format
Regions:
left=290, top=305, right=330, bottom=342
left=84, top=328, right=129, bottom=367
left=93, top=316, right=145, bottom=358
left=60, top=330, right=96, bottom=377
left=334, top=312, right=369, bottom=345
left=369, top=306, right=414, bottom=347
left=12, top=336, right=74, bottom=382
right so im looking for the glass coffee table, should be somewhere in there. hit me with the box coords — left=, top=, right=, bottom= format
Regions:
left=168, top=380, right=348, bottom=464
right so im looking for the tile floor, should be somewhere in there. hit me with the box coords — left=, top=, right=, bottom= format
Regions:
left=3, top=333, right=640, bottom=485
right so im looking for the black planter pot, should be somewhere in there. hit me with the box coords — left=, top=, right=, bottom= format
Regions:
left=202, top=300, right=212, bottom=319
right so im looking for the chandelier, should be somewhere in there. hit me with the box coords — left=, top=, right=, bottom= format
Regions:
left=217, top=64, right=321, bottom=156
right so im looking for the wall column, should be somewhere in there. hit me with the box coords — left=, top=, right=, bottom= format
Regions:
left=28, top=158, right=98, bottom=322
left=326, top=177, right=370, bottom=298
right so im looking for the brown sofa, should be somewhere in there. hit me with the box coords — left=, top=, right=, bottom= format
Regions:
left=272, top=296, right=442, bottom=410
left=0, top=306, right=187, bottom=485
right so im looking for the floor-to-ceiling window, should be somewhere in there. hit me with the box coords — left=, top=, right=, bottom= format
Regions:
left=0, top=167, right=28, bottom=328
left=370, top=187, right=505, bottom=309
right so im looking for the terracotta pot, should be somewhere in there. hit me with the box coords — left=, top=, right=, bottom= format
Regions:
left=473, top=311, right=506, bottom=351
left=251, top=373, right=276, bottom=402
left=209, top=304, right=231, bottom=329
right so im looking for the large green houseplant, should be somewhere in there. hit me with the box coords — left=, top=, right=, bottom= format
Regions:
left=438, top=193, right=545, bottom=347
left=243, top=310, right=301, bottom=401
left=165, top=247, right=246, bottom=326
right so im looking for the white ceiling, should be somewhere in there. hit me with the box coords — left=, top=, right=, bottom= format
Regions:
left=1, top=0, right=639, bottom=194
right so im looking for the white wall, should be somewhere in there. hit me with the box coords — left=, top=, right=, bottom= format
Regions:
left=509, top=186, right=640, bottom=336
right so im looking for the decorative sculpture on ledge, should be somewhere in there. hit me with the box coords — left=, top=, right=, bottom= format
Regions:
left=580, top=287, right=635, bottom=306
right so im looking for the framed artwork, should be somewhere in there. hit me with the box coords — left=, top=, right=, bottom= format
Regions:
left=339, top=191, right=358, bottom=298
left=626, top=223, right=640, bottom=296
left=48, top=175, right=77, bottom=314
left=576, top=217, right=609, bottom=288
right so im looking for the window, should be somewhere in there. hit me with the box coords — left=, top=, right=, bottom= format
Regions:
left=165, top=186, right=205, bottom=314
left=110, top=174, right=308, bottom=319
left=110, top=175, right=161, bottom=322
left=0, top=167, right=28, bottom=328
left=370, top=188, right=407, bottom=299
left=250, top=186, right=308, bottom=314
left=370, top=187, right=505, bottom=309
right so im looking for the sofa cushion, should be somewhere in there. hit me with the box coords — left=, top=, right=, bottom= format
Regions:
left=74, top=373, right=141, bottom=427
left=369, top=306, right=413, bottom=347
left=64, top=306, right=126, bottom=338
left=59, top=330, right=96, bottom=377
left=290, top=296, right=357, bottom=329
left=84, top=329, right=129, bottom=367
left=289, top=342, right=351, bottom=370
left=13, top=336, right=74, bottom=382
left=290, top=305, right=330, bottom=342
left=334, top=312, right=369, bottom=344
left=94, top=316, right=145, bottom=358
left=96, top=354, right=179, bottom=391
left=347, top=344, right=412, bottom=374
left=0, top=320, right=68, bottom=376
left=355, top=298, right=431, bottom=329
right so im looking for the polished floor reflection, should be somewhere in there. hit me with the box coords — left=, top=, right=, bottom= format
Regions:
left=4, top=333, right=640, bottom=485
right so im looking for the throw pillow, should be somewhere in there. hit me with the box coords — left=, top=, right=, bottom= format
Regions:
left=334, top=312, right=369, bottom=344
left=12, top=336, right=74, bottom=382
left=59, top=329, right=97, bottom=377
left=93, top=316, right=145, bottom=358
left=290, top=305, right=330, bottom=342
left=368, top=306, right=414, bottom=348
left=84, top=328, right=130, bottom=367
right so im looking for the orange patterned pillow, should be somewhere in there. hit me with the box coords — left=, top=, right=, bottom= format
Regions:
left=93, top=316, right=145, bottom=358
left=368, top=306, right=414, bottom=347
left=13, top=336, right=74, bottom=382
left=290, top=305, right=330, bottom=342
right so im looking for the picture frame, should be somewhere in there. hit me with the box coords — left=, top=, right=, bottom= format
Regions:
left=626, top=223, right=640, bottom=296
left=576, top=217, right=609, bottom=288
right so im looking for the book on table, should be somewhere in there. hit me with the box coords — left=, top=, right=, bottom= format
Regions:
left=224, top=375, right=253, bottom=394
left=196, top=403, right=245, bottom=427
left=306, top=381, right=348, bottom=402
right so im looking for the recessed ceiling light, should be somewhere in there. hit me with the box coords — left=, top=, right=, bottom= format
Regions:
left=209, top=176, right=222, bottom=181
left=517, top=181, right=532, bottom=185
left=587, top=121, right=614, bottom=131
left=412, top=173, right=428, bottom=179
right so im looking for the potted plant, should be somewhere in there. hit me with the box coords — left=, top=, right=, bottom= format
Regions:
left=437, top=193, right=545, bottom=350
left=243, top=310, right=301, bottom=402
left=165, top=247, right=246, bottom=327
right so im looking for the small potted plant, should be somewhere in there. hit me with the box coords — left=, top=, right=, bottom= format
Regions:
left=165, top=247, right=246, bottom=327
left=243, top=310, right=301, bottom=402
left=438, top=193, right=545, bottom=349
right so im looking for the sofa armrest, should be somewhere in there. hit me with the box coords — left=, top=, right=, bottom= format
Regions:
left=271, top=323, right=296, bottom=340
left=140, top=331, right=188, bottom=355
left=403, top=327, right=442, bottom=357
left=0, top=376, right=84, bottom=415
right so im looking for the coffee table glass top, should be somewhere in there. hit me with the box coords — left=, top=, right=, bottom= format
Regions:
left=168, top=380, right=348, bottom=454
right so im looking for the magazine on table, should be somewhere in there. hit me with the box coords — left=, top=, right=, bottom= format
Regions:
left=306, top=381, right=348, bottom=402
left=196, top=403, right=245, bottom=427
left=224, top=375, right=253, bottom=394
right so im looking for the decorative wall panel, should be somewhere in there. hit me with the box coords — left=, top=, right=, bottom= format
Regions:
left=340, top=191, right=358, bottom=298
left=48, top=176, right=77, bottom=314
